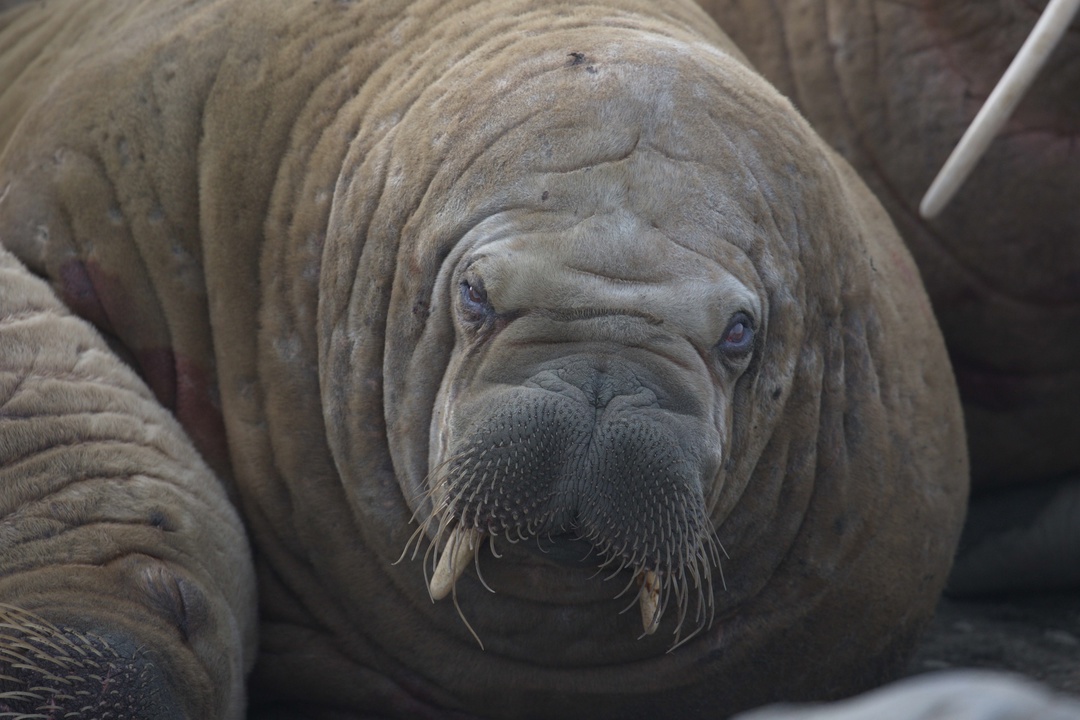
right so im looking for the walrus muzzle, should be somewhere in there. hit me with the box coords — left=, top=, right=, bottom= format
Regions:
left=416, top=351, right=726, bottom=644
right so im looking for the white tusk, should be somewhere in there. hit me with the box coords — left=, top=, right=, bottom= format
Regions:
left=919, top=0, right=1080, bottom=219
left=429, top=526, right=483, bottom=601
left=639, top=570, right=662, bottom=635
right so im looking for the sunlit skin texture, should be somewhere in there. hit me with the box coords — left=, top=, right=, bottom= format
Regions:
left=0, top=0, right=967, bottom=717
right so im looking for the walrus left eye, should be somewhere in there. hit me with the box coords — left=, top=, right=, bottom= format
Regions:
left=459, top=278, right=494, bottom=319
left=718, top=312, right=755, bottom=358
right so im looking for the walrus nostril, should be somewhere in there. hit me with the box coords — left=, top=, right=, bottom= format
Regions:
left=580, top=366, right=631, bottom=411
left=547, top=359, right=649, bottom=414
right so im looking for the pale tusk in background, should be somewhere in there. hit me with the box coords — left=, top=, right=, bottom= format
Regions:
left=919, top=0, right=1080, bottom=219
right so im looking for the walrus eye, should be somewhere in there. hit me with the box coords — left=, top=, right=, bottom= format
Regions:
left=718, top=312, right=755, bottom=358
left=459, top=278, right=493, bottom=319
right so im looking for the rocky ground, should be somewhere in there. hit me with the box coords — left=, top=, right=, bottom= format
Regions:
left=909, top=592, right=1080, bottom=695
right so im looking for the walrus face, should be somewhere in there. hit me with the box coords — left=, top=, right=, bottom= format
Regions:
left=415, top=205, right=763, bottom=643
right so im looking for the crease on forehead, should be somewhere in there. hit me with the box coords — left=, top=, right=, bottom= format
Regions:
left=463, top=209, right=760, bottom=344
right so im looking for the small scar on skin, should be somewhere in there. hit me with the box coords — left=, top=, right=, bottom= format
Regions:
left=566, top=51, right=599, bottom=72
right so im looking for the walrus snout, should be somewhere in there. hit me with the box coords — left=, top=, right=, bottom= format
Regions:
left=419, top=354, right=725, bottom=642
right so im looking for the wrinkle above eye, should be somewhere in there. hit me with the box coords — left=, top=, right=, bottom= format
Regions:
left=563, top=263, right=665, bottom=285
left=532, top=305, right=666, bottom=325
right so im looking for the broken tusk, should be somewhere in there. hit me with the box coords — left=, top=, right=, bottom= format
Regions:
left=429, top=526, right=484, bottom=601
left=639, top=570, right=662, bottom=635
left=919, top=0, right=1080, bottom=219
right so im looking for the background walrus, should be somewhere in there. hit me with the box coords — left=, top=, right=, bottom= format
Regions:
left=0, top=1, right=968, bottom=718
left=699, top=0, right=1080, bottom=595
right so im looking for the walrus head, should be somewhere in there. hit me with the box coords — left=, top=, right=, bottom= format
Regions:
left=406, top=202, right=768, bottom=643
left=329, top=28, right=916, bottom=638
left=412, top=207, right=761, bottom=642
left=365, top=35, right=807, bottom=648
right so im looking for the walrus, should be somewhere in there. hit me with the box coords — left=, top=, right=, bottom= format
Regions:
left=697, top=0, right=1080, bottom=596
left=0, top=0, right=968, bottom=717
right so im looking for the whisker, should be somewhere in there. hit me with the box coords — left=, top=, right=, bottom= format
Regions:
left=474, top=534, right=495, bottom=594
left=488, top=533, right=503, bottom=559
left=451, top=581, right=485, bottom=650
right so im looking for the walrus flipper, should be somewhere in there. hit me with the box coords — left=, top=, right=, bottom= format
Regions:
left=0, top=247, right=256, bottom=719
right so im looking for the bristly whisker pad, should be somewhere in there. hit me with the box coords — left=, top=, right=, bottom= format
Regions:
left=403, top=396, right=725, bottom=648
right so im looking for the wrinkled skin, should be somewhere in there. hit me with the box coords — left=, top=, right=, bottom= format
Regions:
left=698, top=0, right=1080, bottom=489
left=696, top=0, right=1080, bottom=597
left=0, top=0, right=968, bottom=718
left=0, top=245, right=256, bottom=718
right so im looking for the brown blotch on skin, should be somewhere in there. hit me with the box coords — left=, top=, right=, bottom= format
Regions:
left=175, top=353, right=231, bottom=477
left=58, top=259, right=113, bottom=334
left=136, top=347, right=231, bottom=477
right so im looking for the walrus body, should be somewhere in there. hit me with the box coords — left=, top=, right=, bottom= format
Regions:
left=0, top=1, right=968, bottom=717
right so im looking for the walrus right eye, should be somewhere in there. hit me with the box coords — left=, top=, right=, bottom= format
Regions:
left=459, top=278, right=494, bottom=320
left=717, top=312, right=755, bottom=360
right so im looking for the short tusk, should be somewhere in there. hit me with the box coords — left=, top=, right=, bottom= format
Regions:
left=919, top=0, right=1080, bottom=219
left=430, top=526, right=484, bottom=601
left=639, top=570, right=662, bottom=635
